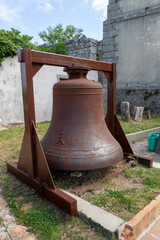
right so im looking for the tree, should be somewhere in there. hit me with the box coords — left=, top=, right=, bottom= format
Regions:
left=39, top=24, right=83, bottom=44
left=0, top=28, right=37, bottom=65
left=38, top=24, right=83, bottom=54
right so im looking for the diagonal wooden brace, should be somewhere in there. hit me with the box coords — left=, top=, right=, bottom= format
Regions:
left=7, top=122, right=77, bottom=215
left=104, top=64, right=153, bottom=168
left=7, top=162, right=77, bottom=215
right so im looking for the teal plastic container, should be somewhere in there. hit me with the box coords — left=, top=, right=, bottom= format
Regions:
left=148, top=133, right=160, bottom=151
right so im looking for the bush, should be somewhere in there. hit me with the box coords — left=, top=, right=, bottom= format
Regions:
left=0, top=28, right=37, bottom=65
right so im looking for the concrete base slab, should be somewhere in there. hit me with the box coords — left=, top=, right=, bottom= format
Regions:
left=126, top=127, right=160, bottom=144
left=63, top=190, right=125, bottom=239
left=131, top=139, right=160, bottom=163
left=153, top=162, right=160, bottom=169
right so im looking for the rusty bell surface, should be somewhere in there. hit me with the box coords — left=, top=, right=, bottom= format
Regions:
left=41, top=66, right=123, bottom=170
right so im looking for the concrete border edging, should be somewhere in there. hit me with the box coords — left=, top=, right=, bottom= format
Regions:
left=120, top=195, right=160, bottom=240
left=126, top=127, right=160, bottom=144
left=63, top=190, right=126, bottom=239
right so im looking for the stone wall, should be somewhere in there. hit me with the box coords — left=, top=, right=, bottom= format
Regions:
left=103, top=0, right=160, bottom=116
left=66, top=35, right=102, bottom=60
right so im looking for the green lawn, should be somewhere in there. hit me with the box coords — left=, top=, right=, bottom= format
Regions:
left=0, top=124, right=104, bottom=240
left=89, top=166, right=160, bottom=221
left=0, top=117, right=160, bottom=239
left=118, top=116, right=160, bottom=134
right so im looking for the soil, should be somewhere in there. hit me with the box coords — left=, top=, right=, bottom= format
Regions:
left=52, top=156, right=138, bottom=195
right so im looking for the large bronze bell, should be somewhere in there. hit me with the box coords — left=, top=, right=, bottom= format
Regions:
left=41, top=66, right=123, bottom=170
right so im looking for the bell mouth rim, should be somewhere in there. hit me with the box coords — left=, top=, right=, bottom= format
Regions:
left=63, top=66, right=91, bottom=72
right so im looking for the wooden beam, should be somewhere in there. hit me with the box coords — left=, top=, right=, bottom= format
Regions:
left=28, top=49, right=113, bottom=72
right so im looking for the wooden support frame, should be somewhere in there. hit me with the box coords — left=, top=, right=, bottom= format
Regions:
left=7, top=48, right=152, bottom=216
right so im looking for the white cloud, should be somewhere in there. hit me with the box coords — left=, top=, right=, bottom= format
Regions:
left=0, top=0, right=64, bottom=25
left=45, top=3, right=53, bottom=11
left=37, top=0, right=53, bottom=12
left=92, top=0, right=108, bottom=20
left=37, top=0, right=64, bottom=12
left=0, top=1, right=20, bottom=23
left=37, top=1, right=53, bottom=12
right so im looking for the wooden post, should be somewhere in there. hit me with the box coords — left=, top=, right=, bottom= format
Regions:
left=147, top=109, right=151, bottom=119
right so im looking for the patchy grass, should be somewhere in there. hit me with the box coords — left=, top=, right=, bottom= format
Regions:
left=87, top=166, right=160, bottom=221
left=0, top=118, right=160, bottom=238
left=0, top=123, right=105, bottom=240
left=118, top=116, right=160, bottom=134
left=1, top=175, right=104, bottom=240
left=0, top=217, right=2, bottom=225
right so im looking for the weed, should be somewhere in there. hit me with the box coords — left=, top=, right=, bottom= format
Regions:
left=124, top=169, right=132, bottom=178
left=106, top=189, right=135, bottom=210
left=145, top=6, right=149, bottom=10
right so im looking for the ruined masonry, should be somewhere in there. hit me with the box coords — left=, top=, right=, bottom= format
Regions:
left=66, top=0, right=160, bottom=116
left=103, top=0, right=160, bottom=116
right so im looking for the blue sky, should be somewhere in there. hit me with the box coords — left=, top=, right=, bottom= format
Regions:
left=0, top=0, right=109, bottom=44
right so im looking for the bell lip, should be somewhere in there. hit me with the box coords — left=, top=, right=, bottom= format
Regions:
left=63, top=66, right=91, bottom=72
left=45, top=151, right=124, bottom=171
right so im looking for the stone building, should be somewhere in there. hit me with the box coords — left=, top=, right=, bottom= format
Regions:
left=66, top=0, right=160, bottom=116
left=103, top=0, right=160, bottom=116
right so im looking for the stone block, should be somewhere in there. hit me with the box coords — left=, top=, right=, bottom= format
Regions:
left=103, top=23, right=115, bottom=32
left=0, top=197, right=7, bottom=211
left=103, top=35, right=116, bottom=44
left=0, top=232, right=10, bottom=240
left=7, top=225, right=37, bottom=240
left=103, top=52, right=115, bottom=59
left=103, top=29, right=119, bottom=38
left=108, top=2, right=120, bottom=12
left=103, top=43, right=118, bottom=52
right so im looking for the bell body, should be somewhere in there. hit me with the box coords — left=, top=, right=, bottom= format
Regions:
left=41, top=67, right=123, bottom=170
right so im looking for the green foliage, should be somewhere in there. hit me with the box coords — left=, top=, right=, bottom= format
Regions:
left=52, top=41, right=69, bottom=55
left=7, top=195, right=61, bottom=240
left=38, top=24, right=83, bottom=55
left=39, top=24, right=83, bottom=44
left=22, top=207, right=61, bottom=240
left=0, top=28, right=37, bottom=65
left=106, top=189, right=134, bottom=210
left=64, top=25, right=83, bottom=41
left=0, top=24, right=84, bottom=65
left=124, top=168, right=132, bottom=178
left=92, top=188, right=136, bottom=211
